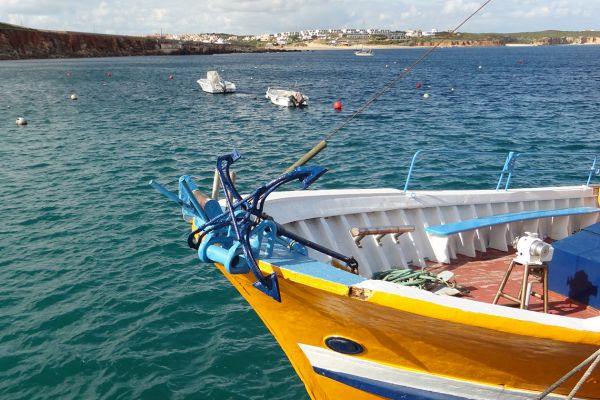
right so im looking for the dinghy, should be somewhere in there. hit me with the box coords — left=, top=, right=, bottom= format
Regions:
left=266, top=87, right=309, bottom=107
left=151, top=149, right=600, bottom=400
left=197, top=71, right=236, bottom=93
left=354, top=48, right=374, bottom=56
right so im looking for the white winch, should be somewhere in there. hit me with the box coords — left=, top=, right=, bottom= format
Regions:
left=513, top=232, right=554, bottom=265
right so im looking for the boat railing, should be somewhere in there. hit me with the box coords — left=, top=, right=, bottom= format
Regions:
left=403, top=149, right=600, bottom=192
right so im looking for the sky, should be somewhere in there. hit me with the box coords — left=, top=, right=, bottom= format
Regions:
left=1, top=0, right=599, bottom=36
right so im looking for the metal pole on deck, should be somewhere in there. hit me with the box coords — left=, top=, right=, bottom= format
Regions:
left=284, top=140, right=328, bottom=173
left=211, top=169, right=220, bottom=200
left=211, top=169, right=236, bottom=200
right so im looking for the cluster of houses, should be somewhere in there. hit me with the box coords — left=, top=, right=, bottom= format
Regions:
left=247, top=28, right=439, bottom=45
left=148, top=33, right=230, bottom=44
left=152, top=27, right=439, bottom=46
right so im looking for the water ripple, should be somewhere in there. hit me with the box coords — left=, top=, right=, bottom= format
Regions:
left=1, top=46, right=599, bottom=399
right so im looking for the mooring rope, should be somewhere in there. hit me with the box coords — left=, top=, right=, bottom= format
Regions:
left=535, top=348, right=600, bottom=399
left=285, top=0, right=495, bottom=172
left=567, top=352, right=600, bottom=399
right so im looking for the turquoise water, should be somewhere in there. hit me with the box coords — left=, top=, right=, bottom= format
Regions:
left=1, top=46, right=599, bottom=399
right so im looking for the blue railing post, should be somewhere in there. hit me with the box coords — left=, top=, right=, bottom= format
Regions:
left=496, top=151, right=517, bottom=191
left=504, top=152, right=517, bottom=191
left=587, top=156, right=598, bottom=186
left=403, top=150, right=423, bottom=193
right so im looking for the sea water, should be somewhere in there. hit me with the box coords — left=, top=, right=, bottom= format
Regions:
left=1, top=46, right=599, bottom=399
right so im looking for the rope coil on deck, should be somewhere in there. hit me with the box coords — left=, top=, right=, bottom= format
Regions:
left=372, top=269, right=467, bottom=293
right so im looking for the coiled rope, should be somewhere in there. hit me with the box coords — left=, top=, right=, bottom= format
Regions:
left=372, top=269, right=464, bottom=292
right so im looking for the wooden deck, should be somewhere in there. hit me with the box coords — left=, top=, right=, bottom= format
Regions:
left=425, top=248, right=600, bottom=319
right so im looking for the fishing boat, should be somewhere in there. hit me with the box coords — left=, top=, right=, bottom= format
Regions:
left=151, top=149, right=600, bottom=399
left=197, top=71, right=236, bottom=93
left=152, top=4, right=600, bottom=397
left=266, top=87, right=309, bottom=107
left=354, top=48, right=374, bottom=56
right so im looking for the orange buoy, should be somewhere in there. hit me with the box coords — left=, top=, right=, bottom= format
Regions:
left=333, top=100, right=342, bottom=111
left=416, top=82, right=422, bottom=89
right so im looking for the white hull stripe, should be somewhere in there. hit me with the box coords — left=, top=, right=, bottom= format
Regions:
left=299, top=344, right=567, bottom=400
left=314, top=366, right=468, bottom=400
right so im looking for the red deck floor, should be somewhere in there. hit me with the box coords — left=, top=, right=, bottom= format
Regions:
left=425, top=248, right=599, bottom=319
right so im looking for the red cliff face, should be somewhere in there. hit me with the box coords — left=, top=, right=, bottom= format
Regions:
left=0, top=27, right=276, bottom=60
left=0, top=28, right=162, bottom=59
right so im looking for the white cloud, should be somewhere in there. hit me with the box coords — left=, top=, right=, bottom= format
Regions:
left=92, top=2, right=111, bottom=18
left=510, top=6, right=551, bottom=19
left=443, top=0, right=482, bottom=14
left=0, top=0, right=598, bottom=35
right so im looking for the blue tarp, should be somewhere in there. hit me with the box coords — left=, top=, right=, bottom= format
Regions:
left=549, top=222, right=600, bottom=307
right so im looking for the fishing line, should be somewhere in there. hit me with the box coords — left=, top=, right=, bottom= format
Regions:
left=285, top=0, right=495, bottom=172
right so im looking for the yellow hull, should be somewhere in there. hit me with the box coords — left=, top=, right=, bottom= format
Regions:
left=216, top=261, right=600, bottom=399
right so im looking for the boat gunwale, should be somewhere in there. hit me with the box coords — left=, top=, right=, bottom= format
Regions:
left=254, top=257, right=600, bottom=344
left=261, top=185, right=597, bottom=225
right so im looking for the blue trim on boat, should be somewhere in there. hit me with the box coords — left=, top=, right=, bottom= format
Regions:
left=263, top=254, right=366, bottom=286
left=425, top=207, right=600, bottom=236
left=314, top=367, right=468, bottom=400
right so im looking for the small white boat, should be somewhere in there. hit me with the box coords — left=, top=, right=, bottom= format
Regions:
left=265, top=87, right=309, bottom=107
left=354, top=48, right=374, bottom=56
left=197, top=71, right=236, bottom=93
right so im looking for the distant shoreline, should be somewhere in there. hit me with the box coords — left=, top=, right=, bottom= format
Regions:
left=285, top=39, right=600, bottom=51
left=2, top=22, right=599, bottom=60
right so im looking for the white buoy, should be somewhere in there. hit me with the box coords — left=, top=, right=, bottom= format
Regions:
left=451, top=87, right=455, bottom=92
left=70, top=94, right=78, bottom=100
left=16, top=117, right=27, bottom=125
left=478, top=65, right=483, bottom=69
left=423, top=93, right=430, bottom=98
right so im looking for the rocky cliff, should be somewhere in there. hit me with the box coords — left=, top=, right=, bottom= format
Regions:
left=532, top=36, right=600, bottom=46
left=410, top=36, right=600, bottom=48
left=0, top=24, right=277, bottom=60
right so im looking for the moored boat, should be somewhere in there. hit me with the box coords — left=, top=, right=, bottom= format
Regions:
left=152, top=149, right=600, bottom=399
left=197, top=70, right=236, bottom=93
left=266, top=87, right=309, bottom=107
left=354, top=48, right=374, bottom=56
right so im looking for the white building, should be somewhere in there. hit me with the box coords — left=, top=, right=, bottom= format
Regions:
left=422, top=28, right=438, bottom=37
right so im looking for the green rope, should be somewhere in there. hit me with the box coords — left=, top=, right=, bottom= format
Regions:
left=372, top=269, right=441, bottom=290
left=372, top=269, right=469, bottom=294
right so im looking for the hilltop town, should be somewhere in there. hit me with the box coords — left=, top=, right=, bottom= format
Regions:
left=151, top=27, right=600, bottom=49
left=152, top=27, right=439, bottom=47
